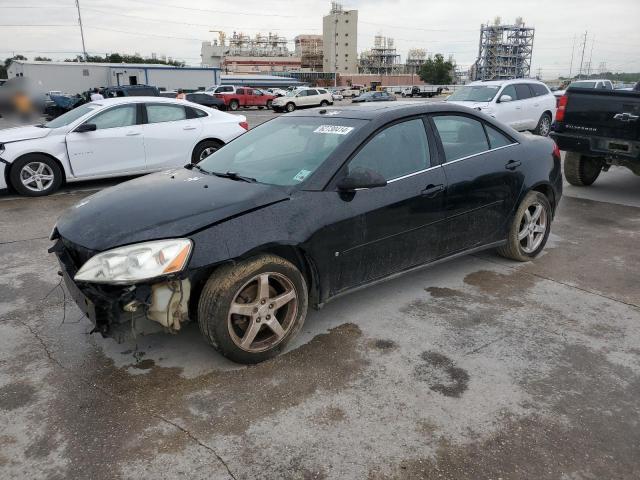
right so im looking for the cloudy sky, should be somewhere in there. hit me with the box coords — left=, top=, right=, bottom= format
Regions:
left=2, top=0, right=639, bottom=78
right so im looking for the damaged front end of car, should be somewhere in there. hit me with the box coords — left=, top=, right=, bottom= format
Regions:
left=49, top=233, right=195, bottom=342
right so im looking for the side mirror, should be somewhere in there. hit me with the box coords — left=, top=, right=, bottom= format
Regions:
left=499, top=94, right=513, bottom=103
left=75, top=123, right=97, bottom=133
left=337, top=167, right=387, bottom=192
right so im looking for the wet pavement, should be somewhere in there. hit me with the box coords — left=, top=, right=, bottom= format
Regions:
left=1, top=121, right=640, bottom=478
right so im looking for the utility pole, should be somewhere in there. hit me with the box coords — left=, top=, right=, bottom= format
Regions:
left=569, top=34, right=576, bottom=79
left=578, top=31, right=587, bottom=79
left=587, top=35, right=595, bottom=76
left=75, top=0, right=88, bottom=61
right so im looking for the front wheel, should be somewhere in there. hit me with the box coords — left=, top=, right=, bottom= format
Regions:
left=320, top=100, right=329, bottom=107
left=533, top=113, right=552, bottom=136
left=10, top=154, right=63, bottom=196
left=497, top=191, right=552, bottom=262
left=198, top=254, right=308, bottom=364
left=229, top=100, right=239, bottom=111
left=564, top=152, right=602, bottom=186
left=285, top=102, right=296, bottom=112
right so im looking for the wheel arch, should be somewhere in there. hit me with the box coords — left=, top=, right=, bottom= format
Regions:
left=529, top=181, right=557, bottom=216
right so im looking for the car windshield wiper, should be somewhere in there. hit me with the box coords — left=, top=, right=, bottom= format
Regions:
left=210, top=170, right=257, bottom=183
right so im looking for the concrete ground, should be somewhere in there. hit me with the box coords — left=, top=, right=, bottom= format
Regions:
left=1, top=104, right=639, bottom=479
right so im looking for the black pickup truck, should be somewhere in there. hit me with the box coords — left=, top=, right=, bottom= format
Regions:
left=550, top=87, right=640, bottom=186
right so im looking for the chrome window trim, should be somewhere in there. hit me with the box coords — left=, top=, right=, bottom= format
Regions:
left=442, top=143, right=519, bottom=166
left=387, top=165, right=441, bottom=184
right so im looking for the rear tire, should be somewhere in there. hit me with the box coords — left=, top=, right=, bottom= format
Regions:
left=497, top=191, right=552, bottom=262
left=192, top=140, right=223, bottom=163
left=10, top=154, right=63, bottom=197
left=198, top=254, right=308, bottom=364
left=564, top=152, right=602, bottom=186
left=533, top=112, right=552, bottom=136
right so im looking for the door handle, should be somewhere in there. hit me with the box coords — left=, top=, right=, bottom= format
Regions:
left=183, top=126, right=197, bottom=130
left=421, top=184, right=444, bottom=197
left=125, top=131, right=141, bottom=136
left=505, top=160, right=522, bottom=170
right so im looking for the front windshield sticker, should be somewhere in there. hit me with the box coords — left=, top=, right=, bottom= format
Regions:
left=293, top=169, right=312, bottom=182
left=314, top=125, right=354, bottom=135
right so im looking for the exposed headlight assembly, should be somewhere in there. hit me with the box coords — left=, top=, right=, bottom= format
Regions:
left=75, top=239, right=192, bottom=284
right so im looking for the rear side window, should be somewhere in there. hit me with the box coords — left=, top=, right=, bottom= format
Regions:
left=349, top=118, right=431, bottom=180
left=485, top=125, right=513, bottom=149
left=514, top=84, right=533, bottom=100
left=186, top=106, right=207, bottom=118
left=433, top=115, right=489, bottom=161
left=530, top=83, right=550, bottom=97
left=318, top=89, right=327, bottom=94
left=146, top=104, right=187, bottom=123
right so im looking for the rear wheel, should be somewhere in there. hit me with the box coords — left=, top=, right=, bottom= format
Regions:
left=533, top=112, right=552, bottom=136
left=229, top=100, right=240, bottom=111
left=192, top=139, right=223, bottom=163
left=564, top=152, right=602, bottom=186
left=285, top=102, right=296, bottom=112
left=497, top=191, right=552, bottom=262
left=198, top=254, right=308, bottom=364
left=266, top=99, right=273, bottom=109
left=10, top=154, right=63, bottom=196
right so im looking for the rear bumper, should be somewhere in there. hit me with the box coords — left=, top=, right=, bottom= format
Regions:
left=551, top=131, right=640, bottom=163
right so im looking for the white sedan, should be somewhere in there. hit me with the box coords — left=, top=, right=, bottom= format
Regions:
left=0, top=97, right=248, bottom=196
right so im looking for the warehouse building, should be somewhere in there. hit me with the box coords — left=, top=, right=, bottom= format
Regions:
left=7, top=61, right=221, bottom=93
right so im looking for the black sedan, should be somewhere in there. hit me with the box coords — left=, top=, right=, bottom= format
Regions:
left=51, top=102, right=562, bottom=364
left=352, top=91, right=396, bottom=103
left=185, top=92, right=225, bottom=110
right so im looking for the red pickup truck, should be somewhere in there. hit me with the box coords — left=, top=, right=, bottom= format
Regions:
left=212, top=87, right=276, bottom=111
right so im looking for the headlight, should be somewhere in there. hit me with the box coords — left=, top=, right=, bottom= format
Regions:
left=75, top=239, right=192, bottom=284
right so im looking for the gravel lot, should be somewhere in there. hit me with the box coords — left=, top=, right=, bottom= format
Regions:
left=1, top=102, right=639, bottom=479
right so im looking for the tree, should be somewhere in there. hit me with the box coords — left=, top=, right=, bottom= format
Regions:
left=34, top=56, right=52, bottom=61
left=418, top=54, right=455, bottom=85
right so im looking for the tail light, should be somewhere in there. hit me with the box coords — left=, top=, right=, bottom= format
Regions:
left=556, top=95, right=568, bottom=122
left=239, top=121, right=249, bottom=131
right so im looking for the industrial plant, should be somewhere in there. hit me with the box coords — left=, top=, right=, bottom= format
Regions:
left=472, top=17, right=535, bottom=81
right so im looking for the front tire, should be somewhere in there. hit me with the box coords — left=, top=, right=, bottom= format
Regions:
left=533, top=112, right=552, bottom=136
left=497, top=191, right=552, bottom=262
left=198, top=254, right=308, bottom=364
left=192, top=140, right=223, bottom=163
left=229, top=100, right=239, bottom=111
left=320, top=100, right=329, bottom=107
left=10, top=154, right=63, bottom=196
left=285, top=102, right=296, bottom=113
left=564, top=152, right=602, bottom=186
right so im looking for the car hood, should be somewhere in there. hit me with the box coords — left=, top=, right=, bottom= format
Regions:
left=0, top=125, right=51, bottom=143
left=446, top=100, right=491, bottom=110
left=55, top=168, right=290, bottom=251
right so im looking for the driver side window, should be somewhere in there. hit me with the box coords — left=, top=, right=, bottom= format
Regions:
left=500, top=85, right=517, bottom=101
left=87, top=105, right=137, bottom=130
left=348, top=118, right=431, bottom=181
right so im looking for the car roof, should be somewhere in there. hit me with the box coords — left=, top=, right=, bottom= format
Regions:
left=467, top=78, right=545, bottom=86
left=89, top=96, right=189, bottom=106
left=286, top=101, right=472, bottom=120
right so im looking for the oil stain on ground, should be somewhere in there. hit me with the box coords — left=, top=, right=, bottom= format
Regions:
left=0, top=382, right=37, bottom=410
left=414, top=351, right=469, bottom=398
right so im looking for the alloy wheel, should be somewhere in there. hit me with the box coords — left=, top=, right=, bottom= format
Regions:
left=518, top=202, right=547, bottom=253
left=539, top=116, right=551, bottom=136
left=199, top=147, right=218, bottom=161
left=20, top=162, right=55, bottom=192
left=227, top=272, right=298, bottom=353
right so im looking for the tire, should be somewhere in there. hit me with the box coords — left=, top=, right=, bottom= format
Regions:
left=266, top=100, right=273, bottom=109
left=229, top=100, right=239, bottom=111
left=533, top=112, right=552, bottom=136
left=192, top=139, right=223, bottom=163
left=257, top=106, right=264, bottom=110
left=564, top=152, right=602, bottom=186
left=10, top=154, right=63, bottom=196
left=285, top=102, right=296, bottom=113
left=497, top=191, right=552, bottom=262
left=320, top=100, right=329, bottom=107
left=198, top=254, right=308, bottom=364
